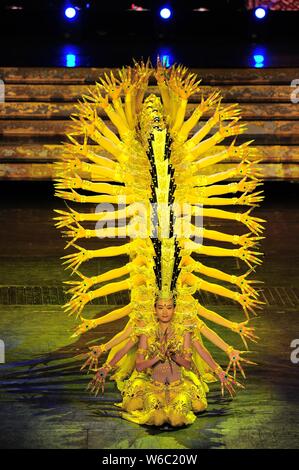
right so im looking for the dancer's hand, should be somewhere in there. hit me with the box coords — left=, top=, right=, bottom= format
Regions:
left=55, top=188, right=85, bottom=203
left=71, top=316, right=99, bottom=338
left=53, top=207, right=81, bottom=229
left=235, top=233, right=264, bottom=249
left=236, top=160, right=263, bottom=180
left=61, top=243, right=91, bottom=273
left=219, top=120, right=247, bottom=139
left=63, top=271, right=95, bottom=295
left=53, top=156, right=83, bottom=175
left=81, top=345, right=106, bottom=372
left=54, top=174, right=83, bottom=190
left=228, top=141, right=258, bottom=160
left=225, top=348, right=257, bottom=380
left=231, top=320, right=260, bottom=349
left=216, top=103, right=241, bottom=122
left=201, top=90, right=221, bottom=112
left=63, top=292, right=92, bottom=317
left=237, top=246, right=263, bottom=268
left=237, top=209, right=266, bottom=235
left=61, top=222, right=92, bottom=249
left=234, top=291, right=265, bottom=318
left=237, top=191, right=264, bottom=207
left=215, top=367, right=244, bottom=397
left=237, top=177, right=262, bottom=193
left=87, top=367, right=109, bottom=396
left=100, top=72, right=122, bottom=100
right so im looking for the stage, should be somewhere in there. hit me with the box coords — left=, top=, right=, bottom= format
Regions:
left=1, top=0, right=299, bottom=452
left=0, top=182, right=298, bottom=449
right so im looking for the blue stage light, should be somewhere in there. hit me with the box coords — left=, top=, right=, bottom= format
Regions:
left=160, top=7, right=172, bottom=20
left=157, top=47, right=174, bottom=67
left=161, top=55, right=170, bottom=67
left=250, top=46, right=267, bottom=68
left=65, top=7, right=77, bottom=19
left=66, top=54, right=76, bottom=67
left=61, top=45, right=80, bottom=67
left=253, top=54, right=265, bottom=68
left=255, top=7, right=267, bottom=19
left=254, top=54, right=264, bottom=64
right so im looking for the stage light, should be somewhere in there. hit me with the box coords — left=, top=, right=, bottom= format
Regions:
left=161, top=55, right=170, bottom=67
left=249, top=46, right=267, bottom=68
left=65, top=7, right=77, bottom=19
left=157, top=48, right=174, bottom=67
left=255, top=7, right=267, bottom=19
left=253, top=54, right=265, bottom=68
left=66, top=53, right=76, bottom=67
left=61, top=45, right=80, bottom=67
left=254, top=54, right=264, bottom=64
left=160, top=7, right=172, bottom=20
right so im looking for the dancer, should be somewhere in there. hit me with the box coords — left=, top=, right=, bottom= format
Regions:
left=88, top=295, right=244, bottom=426
left=53, top=60, right=265, bottom=427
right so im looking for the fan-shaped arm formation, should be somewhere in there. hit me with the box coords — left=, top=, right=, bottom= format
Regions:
left=53, top=60, right=265, bottom=410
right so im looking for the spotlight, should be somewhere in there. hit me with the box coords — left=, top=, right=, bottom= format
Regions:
left=160, top=7, right=172, bottom=20
left=62, top=46, right=80, bottom=67
left=66, top=54, right=76, bottom=67
left=254, top=59, right=264, bottom=68
left=157, top=48, right=174, bottom=67
left=65, top=7, right=77, bottom=19
left=255, top=7, right=267, bottom=19
left=254, top=54, right=264, bottom=64
left=252, top=52, right=265, bottom=68
left=161, top=55, right=170, bottom=67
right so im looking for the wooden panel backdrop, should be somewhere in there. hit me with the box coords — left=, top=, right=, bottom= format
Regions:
left=0, top=67, right=299, bottom=180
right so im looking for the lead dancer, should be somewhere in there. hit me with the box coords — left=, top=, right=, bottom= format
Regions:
left=54, top=60, right=265, bottom=427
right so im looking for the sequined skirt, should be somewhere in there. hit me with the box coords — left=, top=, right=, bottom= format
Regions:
left=119, top=370, right=208, bottom=427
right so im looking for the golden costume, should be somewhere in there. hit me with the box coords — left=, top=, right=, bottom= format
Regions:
left=118, top=321, right=209, bottom=427
left=53, top=60, right=265, bottom=427
left=120, top=372, right=208, bottom=427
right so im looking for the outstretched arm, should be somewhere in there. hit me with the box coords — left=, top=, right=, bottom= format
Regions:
left=195, top=327, right=255, bottom=380
left=192, top=338, right=240, bottom=397
left=87, top=338, right=137, bottom=396
left=105, top=338, right=136, bottom=369
left=72, top=303, right=133, bottom=337
left=81, top=322, right=135, bottom=371
left=195, top=305, right=258, bottom=349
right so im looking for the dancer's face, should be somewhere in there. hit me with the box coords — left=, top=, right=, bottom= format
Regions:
left=155, top=298, right=175, bottom=323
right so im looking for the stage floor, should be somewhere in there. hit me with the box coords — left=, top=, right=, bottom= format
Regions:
left=0, top=181, right=298, bottom=449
